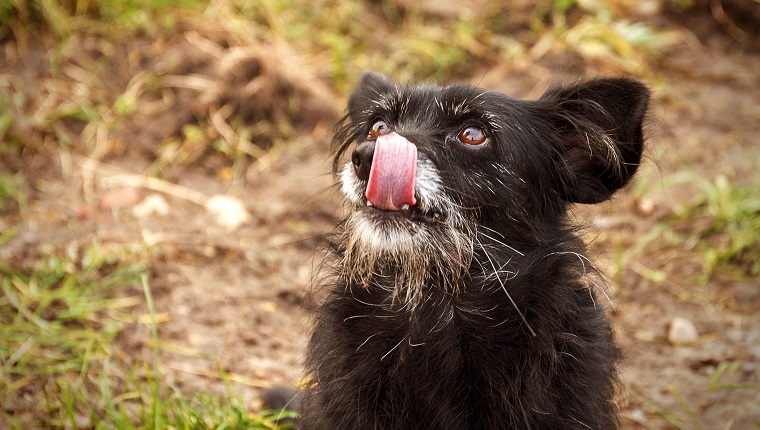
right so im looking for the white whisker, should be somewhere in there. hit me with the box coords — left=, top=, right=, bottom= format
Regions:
left=478, top=227, right=525, bottom=256
left=357, top=332, right=384, bottom=352
left=380, top=338, right=405, bottom=361
left=476, top=236, right=537, bottom=337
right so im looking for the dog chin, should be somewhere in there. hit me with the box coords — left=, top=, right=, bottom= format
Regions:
left=345, top=209, right=422, bottom=253
left=341, top=204, right=474, bottom=304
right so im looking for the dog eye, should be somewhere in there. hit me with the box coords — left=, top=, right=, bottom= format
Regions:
left=369, top=120, right=390, bottom=138
left=458, top=126, right=488, bottom=146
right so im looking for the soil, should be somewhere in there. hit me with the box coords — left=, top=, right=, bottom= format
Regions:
left=2, top=10, right=759, bottom=430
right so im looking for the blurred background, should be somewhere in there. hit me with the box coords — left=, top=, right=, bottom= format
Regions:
left=1, top=0, right=758, bottom=428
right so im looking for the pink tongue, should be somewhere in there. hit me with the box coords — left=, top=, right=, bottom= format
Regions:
left=365, top=133, right=417, bottom=211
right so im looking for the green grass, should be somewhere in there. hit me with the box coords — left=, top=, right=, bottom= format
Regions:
left=0, top=245, right=293, bottom=429
left=0, top=173, right=26, bottom=214
left=658, top=171, right=759, bottom=281
left=0, top=0, right=206, bottom=37
left=674, top=174, right=760, bottom=278
left=611, top=169, right=760, bottom=296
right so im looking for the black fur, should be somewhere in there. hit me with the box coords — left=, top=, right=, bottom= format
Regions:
left=299, top=72, right=650, bottom=429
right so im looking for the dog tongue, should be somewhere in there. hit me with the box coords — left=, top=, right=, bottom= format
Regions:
left=365, top=133, right=417, bottom=211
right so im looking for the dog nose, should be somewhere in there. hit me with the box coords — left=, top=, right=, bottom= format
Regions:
left=352, top=140, right=375, bottom=181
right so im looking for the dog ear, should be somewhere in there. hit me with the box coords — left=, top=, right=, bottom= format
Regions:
left=541, top=78, right=650, bottom=204
left=348, top=71, right=396, bottom=118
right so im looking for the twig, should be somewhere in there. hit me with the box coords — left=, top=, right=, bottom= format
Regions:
left=209, top=107, right=267, bottom=159
left=79, top=157, right=208, bottom=206
left=710, top=0, right=748, bottom=44
left=163, top=361, right=271, bottom=388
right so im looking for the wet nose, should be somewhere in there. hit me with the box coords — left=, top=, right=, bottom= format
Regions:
left=351, top=140, right=375, bottom=181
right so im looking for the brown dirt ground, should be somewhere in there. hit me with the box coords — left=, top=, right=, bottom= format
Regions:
left=2, top=11, right=759, bottom=430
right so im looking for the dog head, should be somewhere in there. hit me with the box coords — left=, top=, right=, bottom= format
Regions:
left=333, top=72, right=649, bottom=304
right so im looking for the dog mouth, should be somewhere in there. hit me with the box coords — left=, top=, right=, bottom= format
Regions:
left=340, top=133, right=453, bottom=232
left=361, top=200, right=443, bottom=225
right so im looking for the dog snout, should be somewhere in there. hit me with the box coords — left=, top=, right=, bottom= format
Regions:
left=352, top=140, right=375, bottom=181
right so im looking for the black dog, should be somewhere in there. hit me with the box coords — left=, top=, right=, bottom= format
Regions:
left=298, top=72, right=649, bottom=429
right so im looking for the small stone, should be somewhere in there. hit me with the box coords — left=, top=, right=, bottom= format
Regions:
left=637, top=197, right=655, bottom=216
left=101, top=187, right=140, bottom=209
left=132, top=193, right=169, bottom=218
left=628, top=409, right=646, bottom=424
left=205, top=194, right=251, bottom=231
left=668, top=317, right=698, bottom=345
left=260, top=301, right=278, bottom=313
